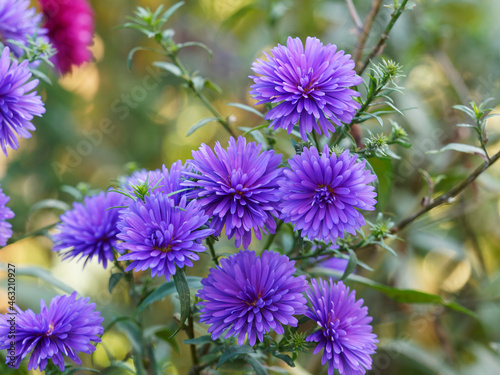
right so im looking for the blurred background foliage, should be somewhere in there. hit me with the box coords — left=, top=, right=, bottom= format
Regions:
left=1, top=0, right=500, bottom=374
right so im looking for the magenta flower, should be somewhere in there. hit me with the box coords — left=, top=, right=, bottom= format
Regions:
left=39, top=0, right=94, bottom=74
left=250, top=37, right=362, bottom=141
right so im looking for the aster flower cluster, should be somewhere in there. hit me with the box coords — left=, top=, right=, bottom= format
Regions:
left=2, top=27, right=384, bottom=375
left=0, top=292, right=103, bottom=371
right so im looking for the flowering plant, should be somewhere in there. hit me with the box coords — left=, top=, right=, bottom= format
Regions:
left=1, top=1, right=499, bottom=375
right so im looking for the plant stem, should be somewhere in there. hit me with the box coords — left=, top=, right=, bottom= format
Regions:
left=187, top=315, right=200, bottom=375
left=352, top=0, right=383, bottom=69
left=170, top=54, right=236, bottom=138
left=358, top=0, right=410, bottom=75
left=262, top=220, right=283, bottom=251
left=206, top=237, right=219, bottom=266
left=391, top=150, right=500, bottom=233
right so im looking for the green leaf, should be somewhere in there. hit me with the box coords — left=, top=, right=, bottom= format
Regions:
left=2, top=266, right=75, bottom=294
left=63, top=367, right=101, bottom=374
left=183, top=335, right=214, bottom=345
left=186, top=117, right=218, bottom=136
left=453, top=104, right=476, bottom=119
left=160, top=1, right=185, bottom=24
left=376, top=240, right=398, bottom=256
left=169, top=269, right=191, bottom=338
left=127, top=46, right=164, bottom=70
left=426, top=143, right=487, bottom=161
left=29, top=199, right=70, bottom=216
left=134, top=276, right=201, bottom=316
left=243, top=354, right=268, bottom=375
left=61, top=185, right=83, bottom=201
left=272, top=352, right=295, bottom=367
left=340, top=248, right=358, bottom=281
left=177, top=41, right=213, bottom=58
left=31, top=69, right=52, bottom=85
left=227, top=102, right=265, bottom=118
left=217, top=345, right=255, bottom=369
left=153, top=61, right=182, bottom=77
left=191, top=76, right=206, bottom=92
left=311, top=267, right=478, bottom=318
left=108, top=273, right=123, bottom=293
left=204, top=79, right=223, bottom=94
left=154, top=328, right=180, bottom=353
left=100, top=362, right=135, bottom=374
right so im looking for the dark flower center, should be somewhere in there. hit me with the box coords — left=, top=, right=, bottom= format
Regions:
left=314, top=185, right=336, bottom=205
left=154, top=245, right=172, bottom=252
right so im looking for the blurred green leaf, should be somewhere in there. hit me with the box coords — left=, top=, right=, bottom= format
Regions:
left=29, top=199, right=70, bottom=216
left=217, top=345, right=255, bottom=369
left=186, top=117, right=218, bottom=136
left=170, top=269, right=191, bottom=338
left=177, top=41, right=213, bottom=58
left=153, top=61, right=182, bottom=77
left=134, top=276, right=201, bottom=316
left=0, top=265, right=74, bottom=294
left=243, top=354, right=268, bottom=375
left=227, top=102, right=265, bottom=118
left=312, top=267, right=478, bottom=318
left=108, top=273, right=123, bottom=293
left=340, top=248, right=358, bottom=281
left=427, top=143, right=487, bottom=160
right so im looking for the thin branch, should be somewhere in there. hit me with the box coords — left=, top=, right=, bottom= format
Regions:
left=358, top=0, right=409, bottom=75
left=391, top=150, right=500, bottom=233
left=353, top=0, right=384, bottom=69
left=345, top=0, right=363, bottom=30
left=187, top=315, right=200, bottom=375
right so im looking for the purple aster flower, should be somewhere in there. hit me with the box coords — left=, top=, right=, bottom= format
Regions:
left=0, top=47, right=45, bottom=156
left=198, top=250, right=308, bottom=346
left=0, top=185, right=15, bottom=246
left=182, top=136, right=283, bottom=249
left=117, top=193, right=214, bottom=280
left=250, top=37, right=362, bottom=141
left=121, top=161, right=188, bottom=204
left=306, top=279, right=377, bottom=375
left=0, top=291, right=103, bottom=371
left=52, top=191, right=123, bottom=268
left=0, top=0, right=45, bottom=57
left=279, top=145, right=377, bottom=243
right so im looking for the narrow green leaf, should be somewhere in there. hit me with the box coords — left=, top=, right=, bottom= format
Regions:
left=426, top=143, right=487, bottom=161
left=272, top=352, right=295, bottom=367
left=204, top=79, right=222, bottom=94
left=217, top=345, right=254, bottom=369
left=153, top=61, right=182, bottom=77
left=169, top=269, right=191, bottom=338
left=29, top=199, right=70, bottom=216
left=134, top=276, right=202, bottom=316
left=453, top=104, right=476, bottom=119
left=243, top=354, right=268, bottom=375
left=31, top=69, right=52, bottom=85
left=227, top=102, right=265, bottom=118
left=376, top=240, right=398, bottom=256
left=311, top=267, right=478, bottom=318
left=183, top=335, right=214, bottom=345
left=155, top=328, right=179, bottom=353
left=127, top=46, right=164, bottom=70
left=61, top=185, right=83, bottom=201
left=100, top=363, right=135, bottom=374
left=2, top=266, right=75, bottom=294
left=160, top=1, right=185, bottom=24
left=340, top=249, right=358, bottom=281
left=177, top=41, right=213, bottom=58
left=63, top=367, right=101, bottom=374
left=108, top=273, right=123, bottom=293
left=187, top=117, right=218, bottom=136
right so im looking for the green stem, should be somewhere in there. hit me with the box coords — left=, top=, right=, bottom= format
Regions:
left=206, top=237, right=219, bottom=266
left=187, top=315, right=200, bottom=375
left=262, top=221, right=283, bottom=251
left=358, top=0, right=410, bottom=75
left=170, top=53, right=236, bottom=138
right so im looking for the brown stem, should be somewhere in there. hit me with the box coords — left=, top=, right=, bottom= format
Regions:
left=345, top=0, right=363, bottom=30
left=391, top=150, right=500, bottom=233
left=353, top=0, right=384, bottom=69
left=358, top=0, right=410, bottom=75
